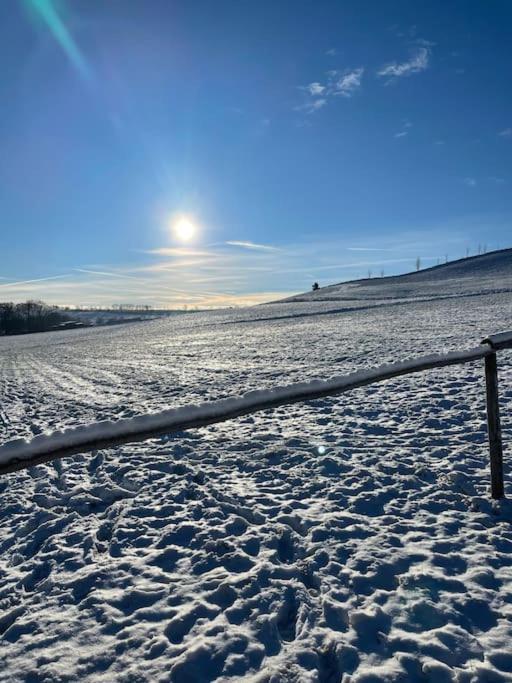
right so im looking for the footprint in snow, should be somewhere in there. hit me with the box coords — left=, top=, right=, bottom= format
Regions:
left=277, top=530, right=295, bottom=564
left=164, top=603, right=219, bottom=644
left=276, top=587, right=299, bottom=642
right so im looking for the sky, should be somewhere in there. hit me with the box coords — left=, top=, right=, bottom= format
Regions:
left=1, top=0, right=511, bottom=308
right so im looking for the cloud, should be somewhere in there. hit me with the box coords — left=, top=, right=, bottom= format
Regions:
left=143, top=247, right=215, bottom=257
left=377, top=47, right=430, bottom=80
left=74, top=268, right=142, bottom=280
left=393, top=119, right=412, bottom=138
left=332, top=68, right=364, bottom=97
left=326, top=48, right=337, bottom=56
left=346, top=247, right=395, bottom=252
left=294, top=98, right=327, bottom=114
left=225, top=241, right=280, bottom=252
left=303, top=82, right=326, bottom=96
left=296, top=67, right=364, bottom=114
left=3, top=225, right=490, bottom=309
left=137, top=259, right=212, bottom=272
left=0, top=245, right=292, bottom=309
left=463, top=177, right=477, bottom=187
left=280, top=256, right=438, bottom=274
left=499, top=128, right=512, bottom=138
left=415, top=38, right=436, bottom=48
left=0, top=274, right=70, bottom=288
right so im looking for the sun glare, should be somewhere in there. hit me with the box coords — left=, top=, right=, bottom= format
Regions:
left=172, top=216, right=197, bottom=243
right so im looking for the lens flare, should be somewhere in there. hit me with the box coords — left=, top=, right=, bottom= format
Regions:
left=26, top=0, right=90, bottom=80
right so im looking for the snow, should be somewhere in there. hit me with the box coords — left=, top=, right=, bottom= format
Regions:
left=1, top=253, right=512, bottom=681
left=482, top=331, right=512, bottom=350
left=0, top=344, right=492, bottom=471
left=281, top=248, right=512, bottom=305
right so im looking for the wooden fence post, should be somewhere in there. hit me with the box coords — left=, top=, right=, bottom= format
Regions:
left=484, top=352, right=504, bottom=499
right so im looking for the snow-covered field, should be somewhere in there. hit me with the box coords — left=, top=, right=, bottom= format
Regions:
left=1, top=254, right=512, bottom=682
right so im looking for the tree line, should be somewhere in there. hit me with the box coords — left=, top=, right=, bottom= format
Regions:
left=0, top=301, right=71, bottom=335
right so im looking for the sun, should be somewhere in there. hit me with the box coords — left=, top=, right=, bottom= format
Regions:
left=172, top=216, right=197, bottom=243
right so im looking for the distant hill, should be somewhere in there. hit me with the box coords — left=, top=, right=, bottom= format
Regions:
left=278, top=248, right=512, bottom=304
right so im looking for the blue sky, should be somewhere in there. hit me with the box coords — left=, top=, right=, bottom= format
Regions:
left=1, top=0, right=511, bottom=307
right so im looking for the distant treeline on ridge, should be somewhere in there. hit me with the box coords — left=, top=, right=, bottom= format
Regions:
left=0, top=301, right=71, bottom=335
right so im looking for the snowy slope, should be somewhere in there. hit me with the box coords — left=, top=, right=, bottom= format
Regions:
left=280, top=248, right=512, bottom=304
left=1, top=260, right=512, bottom=681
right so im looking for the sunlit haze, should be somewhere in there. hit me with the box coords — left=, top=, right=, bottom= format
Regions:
left=171, top=216, right=198, bottom=244
left=1, top=1, right=511, bottom=308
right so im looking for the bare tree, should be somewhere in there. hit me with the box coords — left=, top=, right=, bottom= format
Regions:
left=0, top=300, right=71, bottom=335
left=415, top=257, right=421, bottom=271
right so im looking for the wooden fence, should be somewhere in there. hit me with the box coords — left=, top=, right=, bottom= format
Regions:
left=0, top=331, right=511, bottom=498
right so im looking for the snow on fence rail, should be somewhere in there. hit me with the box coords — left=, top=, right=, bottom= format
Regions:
left=1, top=331, right=512, bottom=497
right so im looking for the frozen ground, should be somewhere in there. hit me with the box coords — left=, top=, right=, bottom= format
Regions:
left=282, top=249, right=512, bottom=305
left=1, top=254, right=512, bottom=682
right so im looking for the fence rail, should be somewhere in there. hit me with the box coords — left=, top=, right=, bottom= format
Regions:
left=1, top=331, right=511, bottom=497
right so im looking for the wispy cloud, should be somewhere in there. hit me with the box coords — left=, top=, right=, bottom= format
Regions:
left=144, top=247, right=215, bottom=257
left=0, top=274, right=70, bottom=288
left=74, top=268, right=142, bottom=280
left=294, top=98, right=327, bottom=114
left=137, top=259, right=212, bottom=272
left=499, top=128, right=512, bottom=138
left=332, top=68, right=364, bottom=97
left=321, top=257, right=435, bottom=270
left=393, top=119, right=412, bottom=138
left=463, top=177, right=477, bottom=187
left=415, top=38, right=436, bottom=48
left=377, top=47, right=430, bottom=80
left=279, top=256, right=439, bottom=274
left=296, top=67, right=364, bottom=114
left=1, top=225, right=492, bottom=309
left=347, top=246, right=395, bottom=252
left=303, top=82, right=326, bottom=96
left=225, top=241, right=280, bottom=252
